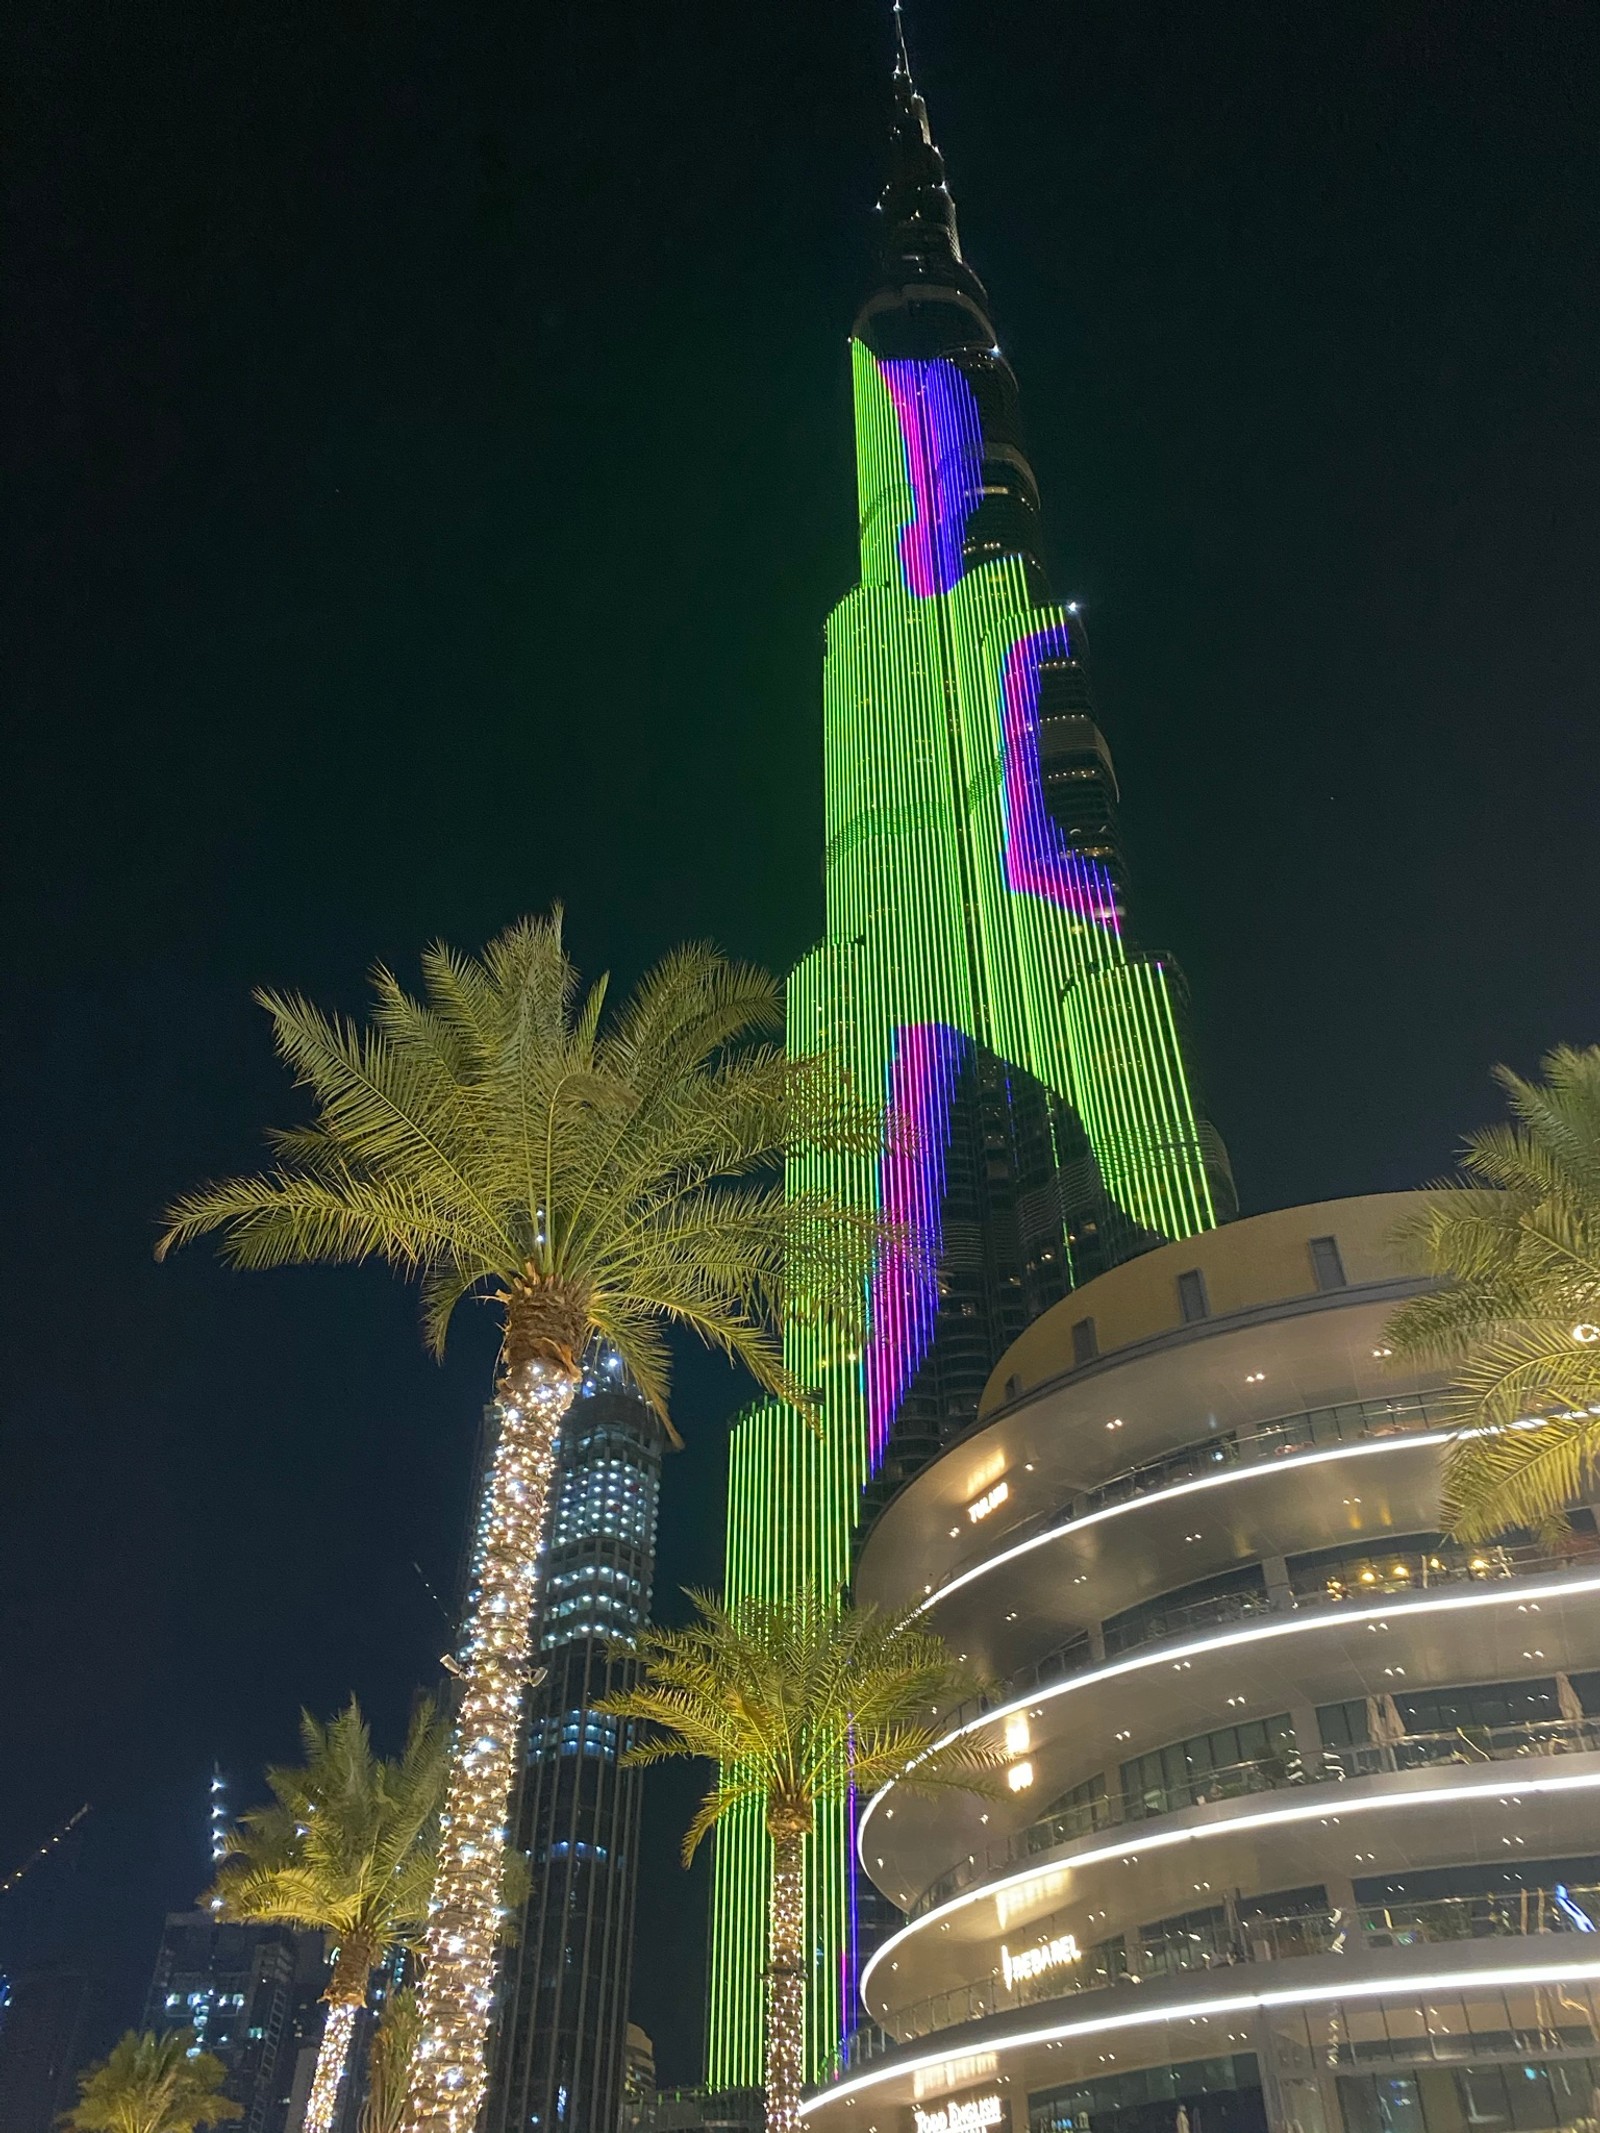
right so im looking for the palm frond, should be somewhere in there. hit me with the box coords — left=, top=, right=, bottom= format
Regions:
left=597, top=1586, right=993, bottom=1867
left=1384, top=1045, right=1600, bottom=1539
left=208, top=1698, right=447, bottom=1956
left=160, top=910, right=908, bottom=1419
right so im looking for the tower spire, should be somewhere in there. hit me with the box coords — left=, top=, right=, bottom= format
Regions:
left=876, top=0, right=965, bottom=274
left=892, top=0, right=913, bottom=85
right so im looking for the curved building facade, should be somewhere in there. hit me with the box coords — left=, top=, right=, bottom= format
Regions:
left=806, top=1196, right=1600, bottom=2133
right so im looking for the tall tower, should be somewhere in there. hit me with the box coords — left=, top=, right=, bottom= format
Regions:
left=486, top=1353, right=667, bottom=2133
left=706, top=17, right=1232, bottom=2089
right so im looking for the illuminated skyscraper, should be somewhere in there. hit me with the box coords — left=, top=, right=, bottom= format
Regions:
left=706, top=20, right=1233, bottom=2087
left=486, top=1353, right=667, bottom=2133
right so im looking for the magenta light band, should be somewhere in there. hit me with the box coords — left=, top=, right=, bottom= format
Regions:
left=864, top=1021, right=967, bottom=1472
left=1000, top=622, right=1121, bottom=928
left=879, top=357, right=984, bottom=598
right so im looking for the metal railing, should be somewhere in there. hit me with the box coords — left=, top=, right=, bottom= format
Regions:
left=929, top=1543, right=1598, bottom=1745
left=930, top=1394, right=1453, bottom=1601
left=1102, top=1584, right=1274, bottom=1655
left=907, top=1717, right=1600, bottom=1921
left=1322, top=1717, right=1600, bottom=1778
left=840, top=1885, right=1600, bottom=2072
left=911, top=1751, right=1303, bottom=1918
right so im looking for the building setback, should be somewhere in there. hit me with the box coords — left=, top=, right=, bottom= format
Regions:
left=709, top=18, right=1233, bottom=2085
left=486, top=1352, right=667, bottom=2133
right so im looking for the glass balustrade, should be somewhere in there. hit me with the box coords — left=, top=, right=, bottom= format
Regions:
left=931, top=1394, right=1454, bottom=1600
left=932, top=1545, right=1594, bottom=1748
left=837, top=1884, right=1600, bottom=2072
left=906, top=1717, right=1600, bottom=1920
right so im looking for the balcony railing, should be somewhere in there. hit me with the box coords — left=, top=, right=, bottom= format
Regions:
left=905, top=1716, right=1600, bottom=1921
left=930, top=1393, right=1454, bottom=1602
left=840, top=1884, right=1600, bottom=2073
left=911, top=1750, right=1303, bottom=1918
left=928, top=1543, right=1596, bottom=1747
left=1321, top=1717, right=1600, bottom=1778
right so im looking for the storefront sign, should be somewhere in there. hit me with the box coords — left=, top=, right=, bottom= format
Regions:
left=1001, top=1932, right=1080, bottom=1990
left=913, top=2096, right=1006, bottom=2133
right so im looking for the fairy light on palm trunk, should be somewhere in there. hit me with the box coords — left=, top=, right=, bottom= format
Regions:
left=304, top=2000, right=359, bottom=2133
left=405, top=1361, right=574, bottom=2133
left=767, top=1816, right=810, bottom=2133
left=157, top=917, right=896, bottom=2130
left=303, top=1931, right=380, bottom=2133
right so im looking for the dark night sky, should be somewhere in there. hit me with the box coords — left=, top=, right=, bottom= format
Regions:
left=5, top=0, right=1599, bottom=2088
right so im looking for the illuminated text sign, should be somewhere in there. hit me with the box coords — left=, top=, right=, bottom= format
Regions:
left=1001, top=1933, right=1081, bottom=1990
left=914, top=2097, right=1004, bottom=2133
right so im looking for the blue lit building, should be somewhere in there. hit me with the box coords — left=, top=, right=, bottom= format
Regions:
left=486, top=1350, right=668, bottom=2133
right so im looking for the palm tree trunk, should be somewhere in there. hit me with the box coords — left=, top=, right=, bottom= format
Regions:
left=305, top=1998, right=361, bottom=2133
left=307, top=1937, right=376, bottom=2133
left=405, top=1358, right=577, bottom=2133
left=766, top=1829, right=807, bottom=2133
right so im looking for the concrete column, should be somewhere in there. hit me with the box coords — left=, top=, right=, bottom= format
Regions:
left=1287, top=1702, right=1324, bottom=1777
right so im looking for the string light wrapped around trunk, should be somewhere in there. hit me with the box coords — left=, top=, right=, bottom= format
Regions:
left=405, top=1358, right=576, bottom=2133
left=766, top=1818, right=809, bottom=2133
left=304, top=2000, right=358, bottom=2133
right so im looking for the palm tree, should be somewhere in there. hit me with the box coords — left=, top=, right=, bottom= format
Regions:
left=61, top=2030, right=242, bottom=2133
left=598, top=1588, right=1001, bottom=2133
left=360, top=1986, right=422, bottom=2133
left=157, top=913, right=895, bottom=2132
left=1387, top=1044, right=1600, bottom=1538
left=207, top=1701, right=446, bottom=2133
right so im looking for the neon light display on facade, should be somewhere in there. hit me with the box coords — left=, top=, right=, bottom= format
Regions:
left=865, top=1021, right=967, bottom=1471
left=706, top=338, right=1219, bottom=2088
left=879, top=358, right=985, bottom=598
left=999, top=624, right=1121, bottom=926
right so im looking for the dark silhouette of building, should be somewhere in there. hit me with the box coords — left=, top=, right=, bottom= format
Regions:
left=144, top=1910, right=311, bottom=2133
left=485, top=1352, right=668, bottom=2133
left=0, top=1967, right=99, bottom=2133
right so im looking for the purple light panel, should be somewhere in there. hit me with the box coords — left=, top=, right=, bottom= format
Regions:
left=864, top=1021, right=967, bottom=1473
left=879, top=358, right=985, bottom=598
left=1000, top=622, right=1121, bottom=929
left=843, top=1743, right=861, bottom=2052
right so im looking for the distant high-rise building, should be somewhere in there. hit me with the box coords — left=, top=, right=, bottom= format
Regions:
left=144, top=1910, right=312, bottom=2133
left=622, top=2023, right=656, bottom=2130
left=707, top=15, right=1234, bottom=2087
left=486, top=1352, right=668, bottom=2133
left=0, top=1968, right=99, bottom=2133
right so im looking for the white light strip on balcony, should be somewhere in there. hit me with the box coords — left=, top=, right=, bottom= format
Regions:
left=858, top=1762, right=1600, bottom=2008
left=859, top=1569, right=1600, bottom=1860
left=914, top=1430, right=1456, bottom=1620
left=804, top=1958, right=1600, bottom=2116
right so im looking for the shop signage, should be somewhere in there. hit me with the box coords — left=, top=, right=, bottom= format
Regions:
left=1001, top=1932, right=1080, bottom=1990
left=913, top=2096, right=1006, bottom=2133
